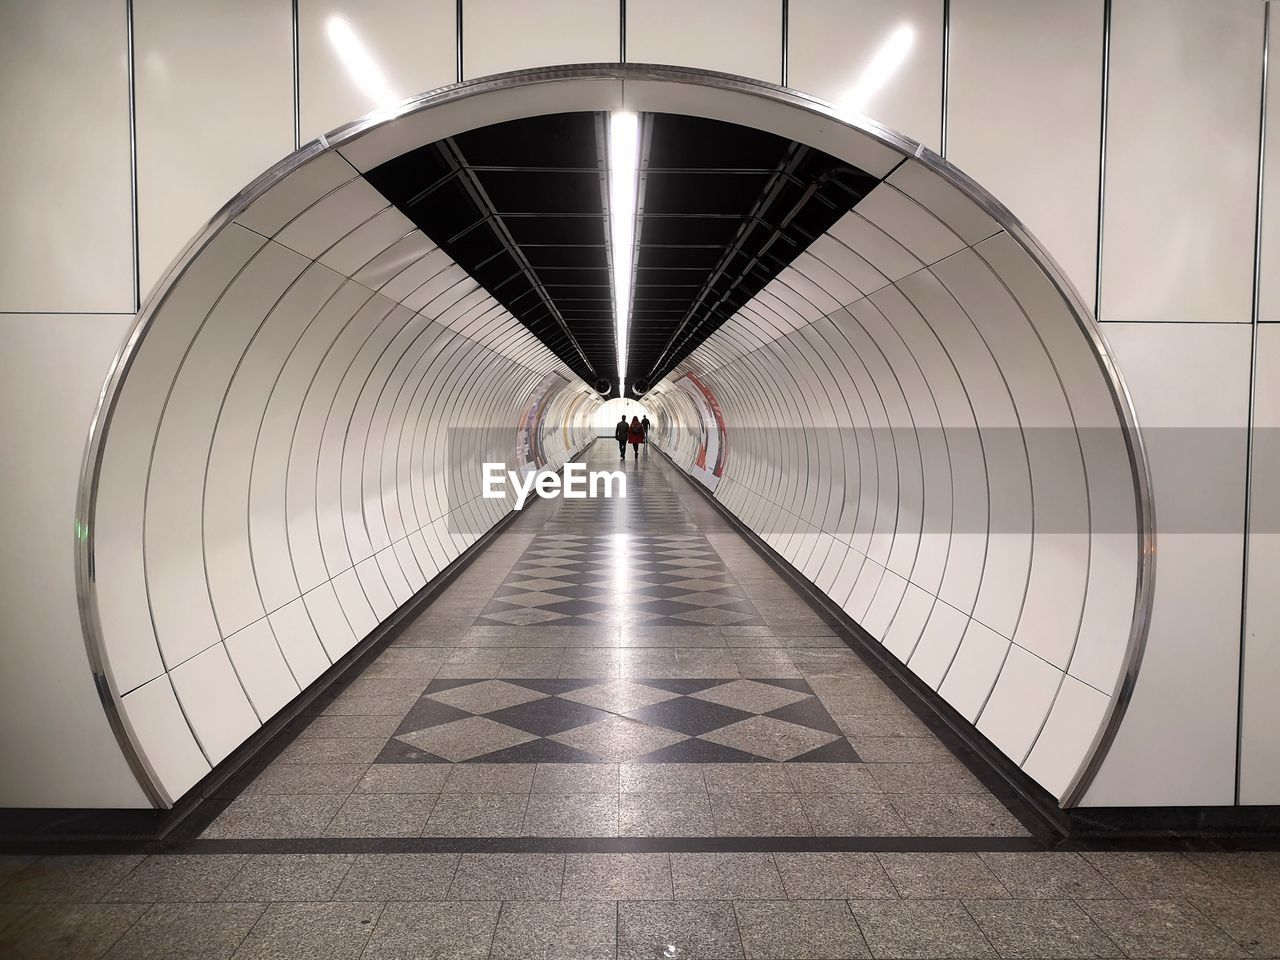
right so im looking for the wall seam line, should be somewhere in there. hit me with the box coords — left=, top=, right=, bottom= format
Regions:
left=292, top=0, right=301, bottom=151
left=940, top=0, right=950, bottom=158
left=456, top=0, right=464, bottom=82
left=127, top=0, right=140, bottom=313
left=780, top=0, right=789, bottom=87
left=1236, top=0, right=1270, bottom=807
left=1093, top=0, right=1111, bottom=320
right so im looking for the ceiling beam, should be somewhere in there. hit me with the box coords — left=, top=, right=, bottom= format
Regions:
left=436, top=136, right=596, bottom=379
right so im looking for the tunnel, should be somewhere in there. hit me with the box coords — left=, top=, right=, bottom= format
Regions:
left=75, top=65, right=1151, bottom=814
left=9, top=0, right=1280, bottom=952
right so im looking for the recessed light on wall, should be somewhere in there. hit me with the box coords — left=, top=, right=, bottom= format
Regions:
left=841, top=24, right=916, bottom=115
left=326, top=15, right=398, bottom=109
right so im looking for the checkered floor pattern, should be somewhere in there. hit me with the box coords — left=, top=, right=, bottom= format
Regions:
left=540, top=465, right=695, bottom=533
left=377, top=678, right=861, bottom=764
left=474, top=534, right=766, bottom=627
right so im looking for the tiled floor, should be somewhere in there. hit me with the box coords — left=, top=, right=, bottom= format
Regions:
left=6, top=442, right=1279, bottom=957
left=200, top=442, right=1025, bottom=842
left=3, top=850, right=1280, bottom=958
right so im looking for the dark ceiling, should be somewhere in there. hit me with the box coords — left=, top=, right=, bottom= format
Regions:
left=364, top=112, right=880, bottom=397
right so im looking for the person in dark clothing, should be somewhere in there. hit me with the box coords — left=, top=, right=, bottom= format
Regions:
left=641, top=415, right=651, bottom=443
left=628, top=416, right=646, bottom=459
left=615, top=415, right=629, bottom=458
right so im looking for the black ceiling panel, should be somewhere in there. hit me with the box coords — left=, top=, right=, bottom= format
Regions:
left=364, top=111, right=883, bottom=397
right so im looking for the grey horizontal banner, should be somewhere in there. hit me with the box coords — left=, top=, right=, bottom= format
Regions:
left=442, top=427, right=1271, bottom=535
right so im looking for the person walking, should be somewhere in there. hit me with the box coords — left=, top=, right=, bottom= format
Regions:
left=615, top=415, right=629, bottom=459
left=641, top=414, right=651, bottom=444
left=628, top=415, right=646, bottom=459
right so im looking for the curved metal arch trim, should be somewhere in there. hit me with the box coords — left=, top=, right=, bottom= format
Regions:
left=77, top=62, right=1154, bottom=811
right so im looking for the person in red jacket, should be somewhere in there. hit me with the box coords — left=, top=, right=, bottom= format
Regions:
left=627, top=416, right=646, bottom=459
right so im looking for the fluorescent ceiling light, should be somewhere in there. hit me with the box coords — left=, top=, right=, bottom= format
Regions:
left=840, top=24, right=916, bottom=115
left=326, top=15, right=398, bottom=109
left=608, top=111, right=640, bottom=396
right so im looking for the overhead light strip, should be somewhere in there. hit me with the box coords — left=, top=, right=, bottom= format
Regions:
left=608, top=111, right=640, bottom=396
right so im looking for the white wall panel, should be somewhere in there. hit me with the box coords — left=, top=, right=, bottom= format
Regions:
left=863, top=568, right=908, bottom=638
left=0, top=314, right=148, bottom=807
left=268, top=598, right=332, bottom=687
left=277, top=178, right=390, bottom=260
left=856, top=185, right=964, bottom=266
left=224, top=619, right=299, bottom=718
left=120, top=678, right=209, bottom=801
left=938, top=620, right=1009, bottom=722
left=462, top=0, right=618, bottom=79
left=375, top=546, right=414, bottom=606
left=882, top=584, right=933, bottom=663
left=947, top=0, right=1103, bottom=306
left=298, top=0, right=457, bottom=142
left=1261, top=5, right=1280, bottom=324
left=169, top=644, right=261, bottom=764
left=237, top=152, right=359, bottom=238
left=1240, top=323, right=1280, bottom=804
left=627, top=0, right=781, bottom=83
left=909, top=600, right=971, bottom=689
left=886, top=162, right=1000, bottom=248
left=304, top=582, right=360, bottom=661
left=333, top=567, right=379, bottom=638
left=134, top=0, right=294, bottom=295
left=97, top=227, right=267, bottom=694
left=977, top=645, right=1060, bottom=762
left=0, top=0, right=133, bottom=312
left=146, top=243, right=309, bottom=666
left=787, top=0, right=943, bottom=149
left=1100, top=0, right=1263, bottom=323
left=1022, top=676, right=1109, bottom=799
left=250, top=279, right=369, bottom=611
left=1085, top=321, right=1251, bottom=805
left=321, top=207, right=415, bottom=277
left=206, top=264, right=345, bottom=636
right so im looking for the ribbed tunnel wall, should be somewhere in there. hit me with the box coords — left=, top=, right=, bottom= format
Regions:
left=87, top=151, right=601, bottom=802
left=644, top=162, right=1147, bottom=802
left=80, top=69, right=1147, bottom=808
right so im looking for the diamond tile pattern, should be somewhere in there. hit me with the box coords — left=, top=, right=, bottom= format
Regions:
left=476, top=534, right=766, bottom=627
left=380, top=678, right=860, bottom=764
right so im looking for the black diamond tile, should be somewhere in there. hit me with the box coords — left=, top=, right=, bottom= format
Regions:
left=753, top=678, right=816, bottom=693
left=507, top=678, right=603, bottom=696
left=765, top=699, right=845, bottom=736
left=535, top=583, right=612, bottom=600
left=791, top=739, right=862, bottom=763
left=624, top=697, right=755, bottom=736
left=424, top=678, right=487, bottom=694
left=638, top=678, right=734, bottom=695
left=393, top=698, right=475, bottom=737
left=704, top=601, right=765, bottom=616
left=634, top=738, right=767, bottom=763
left=467, top=739, right=605, bottom=763
left=376, top=739, right=448, bottom=763
left=633, top=599, right=707, bottom=616
left=486, top=698, right=614, bottom=737
left=542, top=599, right=613, bottom=616
left=633, top=583, right=709, bottom=599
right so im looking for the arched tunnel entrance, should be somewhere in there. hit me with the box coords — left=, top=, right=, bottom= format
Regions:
left=78, top=65, right=1151, bottom=821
